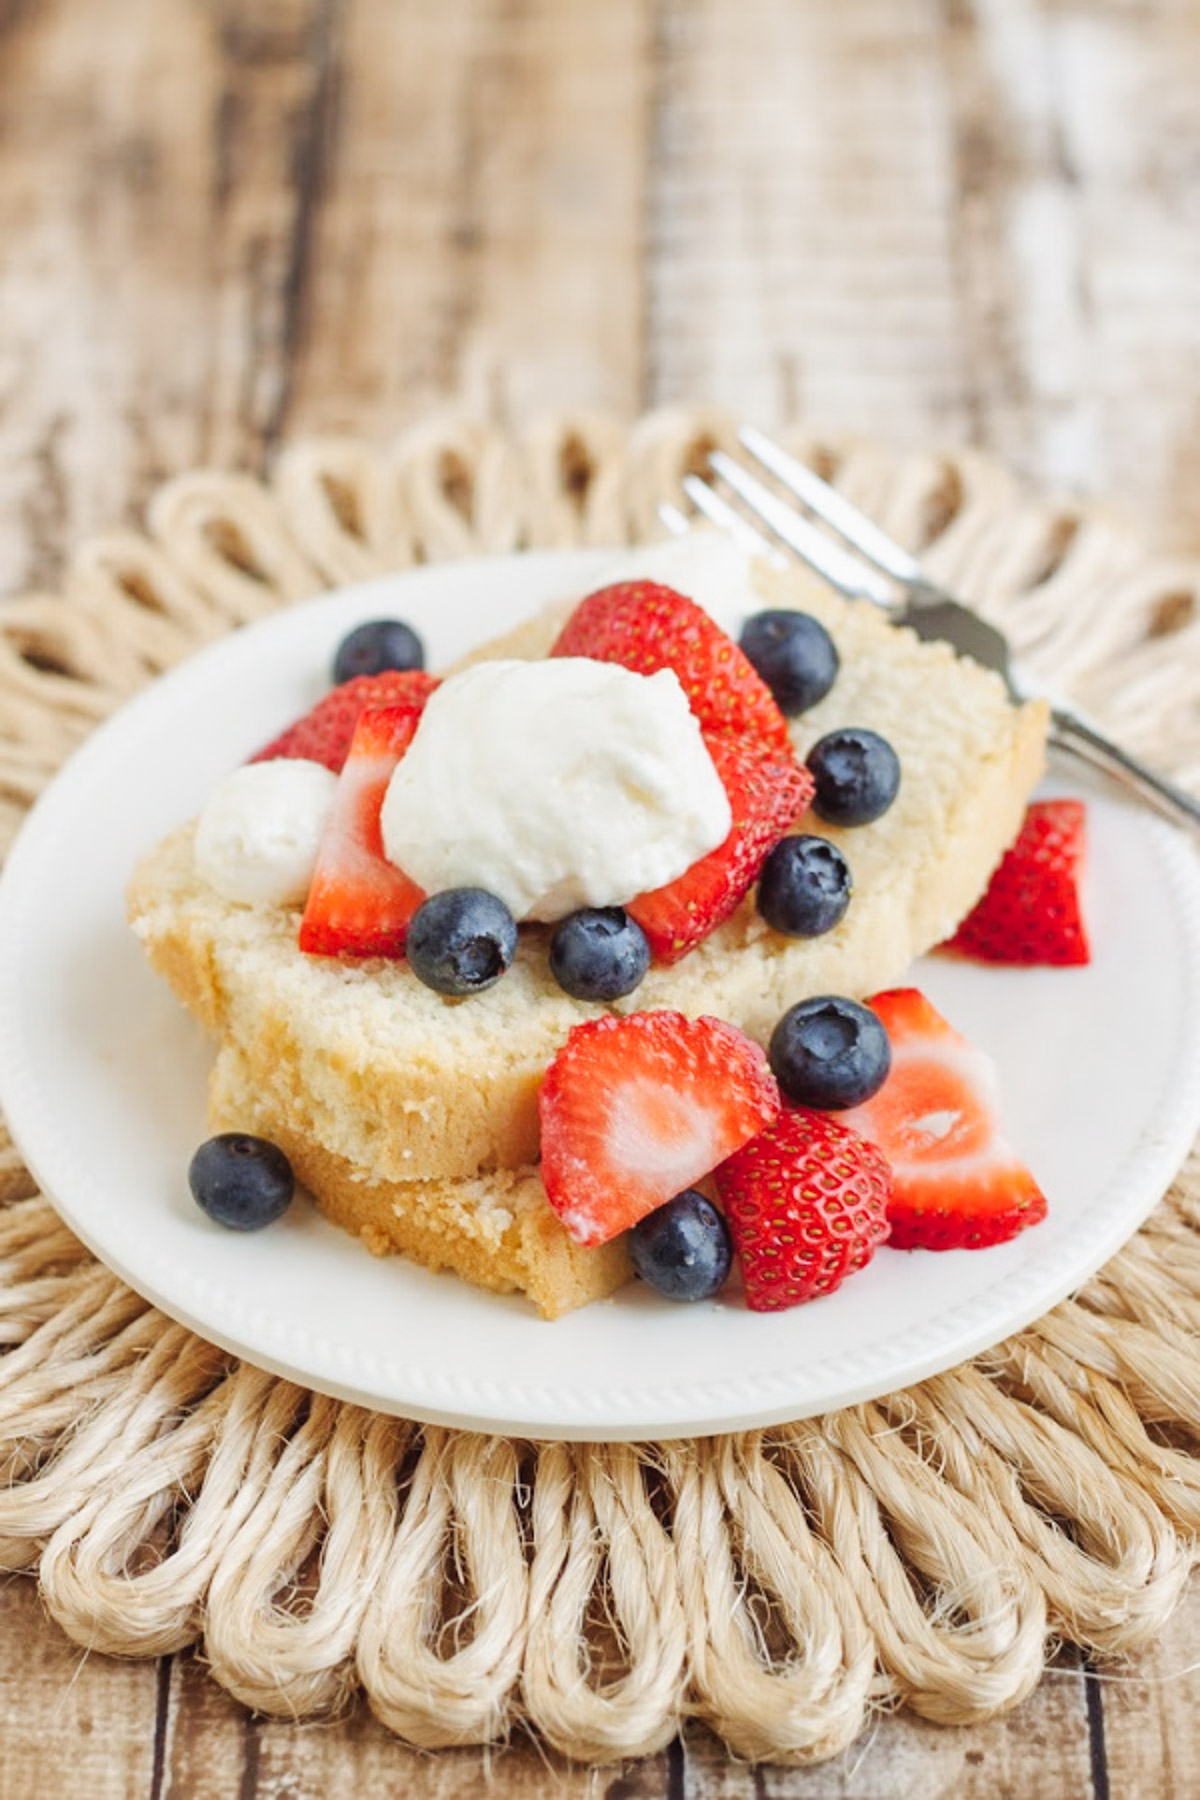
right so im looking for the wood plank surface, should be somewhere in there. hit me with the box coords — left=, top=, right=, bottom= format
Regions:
left=1, top=0, right=1199, bottom=1794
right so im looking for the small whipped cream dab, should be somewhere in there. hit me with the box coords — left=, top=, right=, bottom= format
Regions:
left=194, top=758, right=337, bottom=906
left=593, top=530, right=763, bottom=639
left=379, top=658, right=732, bottom=922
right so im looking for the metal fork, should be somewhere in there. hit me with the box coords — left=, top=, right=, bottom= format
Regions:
left=668, top=425, right=1200, bottom=834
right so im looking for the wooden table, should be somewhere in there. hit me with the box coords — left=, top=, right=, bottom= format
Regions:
left=2, top=3, right=1200, bottom=1793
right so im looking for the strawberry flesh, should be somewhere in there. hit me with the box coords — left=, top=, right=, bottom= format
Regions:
left=298, top=705, right=427, bottom=958
left=838, top=987, right=1047, bottom=1250
left=626, top=732, right=815, bottom=963
left=715, top=1107, right=891, bottom=1311
left=538, top=1011, right=780, bottom=1247
left=251, top=670, right=439, bottom=774
left=945, top=798, right=1089, bottom=966
left=551, top=580, right=793, bottom=752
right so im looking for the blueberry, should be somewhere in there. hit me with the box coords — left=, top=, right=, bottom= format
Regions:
left=332, top=618, right=425, bottom=683
left=188, top=1133, right=294, bottom=1231
left=549, top=907, right=650, bottom=1001
left=756, top=835, right=852, bottom=937
left=406, top=888, right=518, bottom=996
left=628, top=1190, right=733, bottom=1302
left=807, top=728, right=900, bottom=826
left=739, top=610, right=839, bottom=715
left=768, top=995, right=891, bottom=1109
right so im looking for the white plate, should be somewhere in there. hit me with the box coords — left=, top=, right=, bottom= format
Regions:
left=1, top=548, right=1199, bottom=1442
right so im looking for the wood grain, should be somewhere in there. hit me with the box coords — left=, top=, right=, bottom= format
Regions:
left=1, top=0, right=1200, bottom=1793
left=0, top=1575, right=158, bottom=1800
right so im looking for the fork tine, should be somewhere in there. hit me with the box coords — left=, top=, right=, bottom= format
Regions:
left=738, top=424, right=921, bottom=585
left=657, top=499, right=693, bottom=538
left=678, top=475, right=788, bottom=564
left=707, top=450, right=896, bottom=607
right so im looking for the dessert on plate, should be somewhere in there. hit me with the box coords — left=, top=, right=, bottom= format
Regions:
left=127, top=536, right=1051, bottom=1317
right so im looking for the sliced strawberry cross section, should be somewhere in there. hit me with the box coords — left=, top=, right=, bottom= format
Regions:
left=538, top=1010, right=780, bottom=1247
left=946, top=797, right=1090, bottom=966
left=298, top=705, right=427, bottom=958
left=715, top=1107, right=891, bottom=1311
left=251, top=669, right=439, bottom=774
left=551, top=579, right=793, bottom=752
left=838, top=987, right=1047, bottom=1250
left=626, top=731, right=815, bottom=964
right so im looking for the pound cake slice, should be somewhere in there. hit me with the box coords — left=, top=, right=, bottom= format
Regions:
left=128, top=546, right=1047, bottom=1316
left=207, top=1041, right=631, bottom=1318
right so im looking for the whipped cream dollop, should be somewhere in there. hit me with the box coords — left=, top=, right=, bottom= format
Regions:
left=379, top=658, right=732, bottom=922
left=194, top=758, right=337, bottom=905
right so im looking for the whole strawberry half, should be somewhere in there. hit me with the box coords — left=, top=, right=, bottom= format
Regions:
left=551, top=580, right=793, bottom=752
left=251, top=669, right=439, bottom=774
left=626, top=732, right=815, bottom=963
left=715, top=1108, right=891, bottom=1311
left=946, top=798, right=1089, bottom=966
left=298, top=705, right=427, bottom=958
left=539, top=1011, right=780, bottom=1248
left=838, top=987, right=1047, bottom=1250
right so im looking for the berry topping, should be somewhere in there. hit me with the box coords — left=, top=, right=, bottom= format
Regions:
left=738, top=610, right=839, bottom=715
left=332, top=618, right=426, bottom=684
left=251, top=669, right=439, bottom=773
left=298, top=705, right=427, bottom=959
left=768, top=995, right=891, bottom=1110
left=756, top=833, right=853, bottom=937
left=188, top=1133, right=295, bottom=1231
left=549, top=907, right=651, bottom=1001
left=715, top=1108, right=891, bottom=1311
left=945, top=798, right=1090, bottom=966
left=551, top=580, right=792, bottom=752
left=628, top=1189, right=733, bottom=1302
left=626, top=732, right=814, bottom=964
left=838, top=987, right=1048, bottom=1250
left=538, top=1011, right=780, bottom=1247
left=406, top=887, right=519, bottom=996
left=807, top=727, right=900, bottom=826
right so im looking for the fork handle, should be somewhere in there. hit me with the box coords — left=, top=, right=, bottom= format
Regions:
left=1049, top=707, right=1200, bottom=833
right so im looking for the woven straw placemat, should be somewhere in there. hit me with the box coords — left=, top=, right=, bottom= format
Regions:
left=2, top=406, right=1199, bottom=1766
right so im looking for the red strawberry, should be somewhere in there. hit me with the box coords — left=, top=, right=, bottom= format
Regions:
left=838, top=987, right=1047, bottom=1250
left=715, top=1108, right=891, bottom=1311
left=298, top=706, right=426, bottom=958
left=626, top=732, right=814, bottom=963
left=551, top=580, right=793, bottom=752
left=538, top=1011, right=780, bottom=1247
left=945, top=798, right=1089, bottom=966
left=251, top=670, right=439, bottom=774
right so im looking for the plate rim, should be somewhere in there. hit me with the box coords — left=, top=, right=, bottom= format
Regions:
left=2, top=545, right=1200, bottom=1440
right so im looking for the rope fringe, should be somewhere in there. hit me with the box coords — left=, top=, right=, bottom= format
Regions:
left=1, top=409, right=1198, bottom=1763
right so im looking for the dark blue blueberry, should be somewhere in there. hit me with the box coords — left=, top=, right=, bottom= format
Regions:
left=768, top=995, right=891, bottom=1109
left=756, top=834, right=853, bottom=937
left=549, top=907, right=650, bottom=1001
left=739, top=609, right=839, bottom=715
left=332, top=618, right=425, bottom=683
left=806, top=727, right=900, bottom=826
left=406, top=887, right=518, bottom=996
left=188, top=1134, right=294, bottom=1231
left=628, top=1190, right=733, bottom=1302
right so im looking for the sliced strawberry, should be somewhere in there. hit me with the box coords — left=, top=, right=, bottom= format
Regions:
left=551, top=580, right=793, bottom=752
left=838, top=987, right=1047, bottom=1250
left=945, top=798, right=1089, bottom=966
left=251, top=670, right=439, bottom=774
left=715, top=1108, right=891, bottom=1311
left=538, top=1011, right=780, bottom=1247
left=298, top=706, right=426, bottom=958
left=626, top=732, right=814, bottom=963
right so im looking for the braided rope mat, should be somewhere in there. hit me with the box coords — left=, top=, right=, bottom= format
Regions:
left=2, top=406, right=1200, bottom=1766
